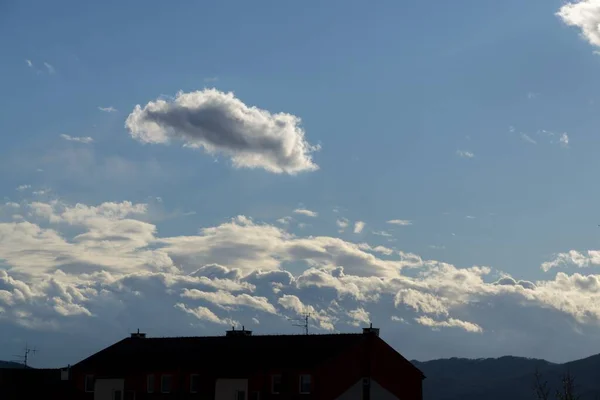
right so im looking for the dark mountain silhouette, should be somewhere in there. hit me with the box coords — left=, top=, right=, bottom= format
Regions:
left=0, top=360, right=28, bottom=369
left=413, top=354, right=600, bottom=400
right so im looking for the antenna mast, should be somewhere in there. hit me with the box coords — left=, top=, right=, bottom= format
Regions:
left=291, top=312, right=311, bottom=335
left=12, top=343, right=37, bottom=368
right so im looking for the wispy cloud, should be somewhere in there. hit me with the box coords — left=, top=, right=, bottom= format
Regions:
left=204, top=77, right=219, bottom=83
left=60, top=134, right=94, bottom=144
left=372, top=230, right=393, bottom=237
left=466, top=215, right=476, bottom=219
left=43, top=62, right=55, bottom=74
left=387, top=219, right=412, bottom=226
left=276, top=216, right=293, bottom=225
left=98, top=106, right=117, bottom=113
left=527, top=92, right=539, bottom=100
left=456, top=150, right=474, bottom=159
left=25, top=59, right=33, bottom=68
left=16, top=185, right=31, bottom=191
left=336, top=218, right=349, bottom=232
left=520, top=133, right=537, bottom=144
left=293, top=208, right=318, bottom=218
left=353, top=221, right=365, bottom=234
left=560, top=133, right=570, bottom=148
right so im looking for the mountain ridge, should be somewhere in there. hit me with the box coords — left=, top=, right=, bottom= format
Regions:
left=412, top=353, right=600, bottom=400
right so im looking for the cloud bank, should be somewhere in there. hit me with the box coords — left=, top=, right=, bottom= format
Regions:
left=3, top=197, right=600, bottom=366
left=125, top=89, right=320, bottom=174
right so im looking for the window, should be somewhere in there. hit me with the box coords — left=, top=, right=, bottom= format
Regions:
left=299, top=374, right=311, bottom=394
left=271, top=374, right=282, bottom=394
left=190, top=374, right=200, bottom=393
left=146, top=374, right=155, bottom=393
left=85, top=374, right=95, bottom=392
left=161, top=374, right=173, bottom=393
left=236, top=390, right=246, bottom=400
left=125, top=391, right=136, bottom=400
left=113, top=390, right=122, bottom=400
left=249, top=392, right=260, bottom=400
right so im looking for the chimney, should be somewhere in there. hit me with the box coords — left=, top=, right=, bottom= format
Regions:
left=130, top=329, right=146, bottom=339
left=226, top=325, right=252, bottom=337
left=362, top=323, right=380, bottom=337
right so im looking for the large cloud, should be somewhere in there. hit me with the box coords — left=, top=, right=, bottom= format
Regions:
left=4, top=197, right=600, bottom=366
left=125, top=89, right=319, bottom=174
left=557, top=0, right=600, bottom=48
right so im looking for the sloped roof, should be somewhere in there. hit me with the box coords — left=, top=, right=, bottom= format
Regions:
left=73, top=333, right=369, bottom=375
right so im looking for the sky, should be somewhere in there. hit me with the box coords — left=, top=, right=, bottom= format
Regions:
left=2, top=0, right=600, bottom=367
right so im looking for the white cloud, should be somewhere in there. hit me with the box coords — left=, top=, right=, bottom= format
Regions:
left=43, top=62, right=55, bottom=74
left=175, top=303, right=236, bottom=326
left=541, top=250, right=600, bottom=271
left=416, top=316, right=482, bottom=333
left=456, top=150, right=474, bottom=159
left=125, top=89, right=320, bottom=174
left=98, top=106, right=118, bottom=113
left=353, top=221, right=365, bottom=234
left=387, top=219, right=412, bottom=226
left=16, top=185, right=31, bottom=192
left=557, top=0, right=600, bottom=48
left=560, top=133, right=570, bottom=147
left=293, top=208, right=318, bottom=218
left=466, top=215, right=476, bottom=219
left=25, top=59, right=33, bottom=68
left=60, top=134, right=94, bottom=144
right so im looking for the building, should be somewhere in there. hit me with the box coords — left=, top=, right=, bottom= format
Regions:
left=70, top=325, right=425, bottom=400
left=0, top=367, right=76, bottom=400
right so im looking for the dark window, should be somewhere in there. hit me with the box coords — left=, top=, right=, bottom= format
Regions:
left=190, top=374, right=200, bottom=393
left=236, top=390, right=246, bottom=400
left=113, top=390, right=122, bottom=400
left=85, top=375, right=95, bottom=392
left=125, top=391, right=136, bottom=400
left=147, top=374, right=155, bottom=393
left=362, top=377, right=370, bottom=400
left=161, top=374, right=172, bottom=393
left=272, top=374, right=282, bottom=394
left=249, top=391, right=260, bottom=400
left=299, top=374, right=311, bottom=394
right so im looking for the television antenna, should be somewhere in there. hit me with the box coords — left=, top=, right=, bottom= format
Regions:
left=12, top=343, right=38, bottom=368
left=290, top=312, right=312, bottom=335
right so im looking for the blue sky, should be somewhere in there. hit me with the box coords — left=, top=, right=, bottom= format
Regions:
left=2, top=0, right=600, bottom=367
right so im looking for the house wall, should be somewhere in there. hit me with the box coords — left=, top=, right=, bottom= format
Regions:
left=215, top=378, right=247, bottom=400
left=335, top=378, right=399, bottom=400
left=369, top=336, right=423, bottom=400
left=94, top=378, right=124, bottom=400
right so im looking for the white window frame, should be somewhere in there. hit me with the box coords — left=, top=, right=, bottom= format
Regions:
left=161, top=374, right=172, bottom=393
left=299, top=374, right=311, bottom=394
left=271, top=374, right=282, bottom=394
left=85, top=374, right=95, bottom=393
left=146, top=374, right=155, bottom=393
left=190, top=374, right=200, bottom=393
